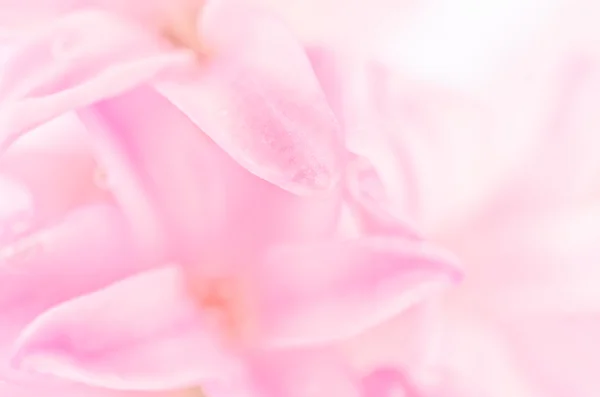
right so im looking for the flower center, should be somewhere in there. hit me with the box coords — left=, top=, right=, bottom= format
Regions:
left=188, top=276, right=257, bottom=345
left=161, top=0, right=207, bottom=55
left=179, top=387, right=207, bottom=397
left=93, top=167, right=110, bottom=190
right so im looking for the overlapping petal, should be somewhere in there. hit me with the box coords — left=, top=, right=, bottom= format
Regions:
left=0, top=9, right=192, bottom=152
left=0, top=204, right=142, bottom=317
left=80, top=85, right=341, bottom=272
left=11, top=266, right=239, bottom=391
left=0, top=2, right=473, bottom=396
left=257, top=237, right=461, bottom=347
left=156, top=0, right=343, bottom=195
left=0, top=115, right=104, bottom=226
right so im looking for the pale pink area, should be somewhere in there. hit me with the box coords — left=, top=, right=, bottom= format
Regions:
left=338, top=1, right=600, bottom=397
left=254, top=0, right=416, bottom=51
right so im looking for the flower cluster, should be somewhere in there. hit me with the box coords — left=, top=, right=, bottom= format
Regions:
left=0, top=1, right=599, bottom=397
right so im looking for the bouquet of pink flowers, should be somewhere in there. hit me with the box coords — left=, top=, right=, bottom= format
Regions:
left=0, top=0, right=599, bottom=396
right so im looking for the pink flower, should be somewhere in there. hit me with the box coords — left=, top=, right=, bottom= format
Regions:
left=0, top=0, right=461, bottom=395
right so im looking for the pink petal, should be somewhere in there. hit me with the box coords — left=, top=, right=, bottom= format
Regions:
left=155, top=1, right=343, bottom=195
left=309, top=45, right=506, bottom=233
left=0, top=9, right=191, bottom=152
left=81, top=85, right=340, bottom=274
left=79, top=86, right=214, bottom=266
left=0, top=380, right=168, bottom=397
left=0, top=204, right=143, bottom=318
left=12, top=266, right=239, bottom=391
left=256, top=238, right=461, bottom=347
left=0, top=0, right=70, bottom=35
left=306, top=49, right=423, bottom=250
left=0, top=116, right=106, bottom=227
left=362, top=68, right=493, bottom=232
left=0, top=148, right=103, bottom=226
left=248, top=349, right=360, bottom=397
left=361, top=367, right=421, bottom=397
left=5, top=111, right=90, bottom=151
left=344, top=154, right=420, bottom=238
left=343, top=302, right=445, bottom=381
left=0, top=204, right=150, bottom=382
left=0, top=0, right=199, bottom=36
left=0, top=175, right=32, bottom=244
left=305, top=47, right=421, bottom=221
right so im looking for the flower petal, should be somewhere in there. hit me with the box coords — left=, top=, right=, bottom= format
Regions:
left=305, top=47, right=422, bottom=223
left=361, top=367, right=422, bottom=397
left=0, top=115, right=106, bottom=227
left=0, top=204, right=152, bottom=382
left=248, top=349, right=360, bottom=397
left=0, top=9, right=191, bottom=152
left=0, top=175, right=32, bottom=244
left=344, top=154, right=420, bottom=239
left=0, top=0, right=196, bottom=36
left=0, top=204, right=143, bottom=317
left=81, top=85, right=340, bottom=274
left=0, top=379, right=166, bottom=397
left=155, top=1, right=342, bottom=195
left=12, top=266, right=239, bottom=391
left=256, top=237, right=461, bottom=347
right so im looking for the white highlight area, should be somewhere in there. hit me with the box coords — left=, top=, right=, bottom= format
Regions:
left=376, top=0, right=563, bottom=90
